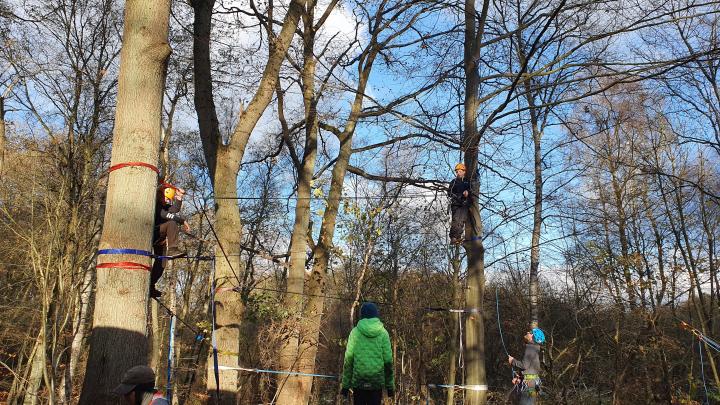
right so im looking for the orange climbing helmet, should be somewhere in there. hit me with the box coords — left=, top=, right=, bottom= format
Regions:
left=159, top=183, right=176, bottom=201
left=455, top=163, right=466, bottom=172
left=164, top=187, right=176, bottom=200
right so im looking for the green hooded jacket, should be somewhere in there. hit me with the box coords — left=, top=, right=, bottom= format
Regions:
left=341, top=317, right=394, bottom=390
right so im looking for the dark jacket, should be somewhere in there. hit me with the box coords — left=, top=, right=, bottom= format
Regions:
left=511, top=343, right=542, bottom=375
left=448, top=177, right=471, bottom=207
left=155, top=198, right=184, bottom=225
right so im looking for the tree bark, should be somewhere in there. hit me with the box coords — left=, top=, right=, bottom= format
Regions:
left=78, top=1, right=171, bottom=403
left=462, top=1, right=490, bottom=404
left=60, top=267, right=94, bottom=403
left=0, top=96, right=5, bottom=178
left=446, top=246, right=462, bottom=405
left=191, top=0, right=305, bottom=401
left=288, top=32, right=379, bottom=402
left=151, top=299, right=163, bottom=372
left=515, top=43, right=543, bottom=326
left=22, top=330, right=46, bottom=405
left=275, top=5, right=320, bottom=401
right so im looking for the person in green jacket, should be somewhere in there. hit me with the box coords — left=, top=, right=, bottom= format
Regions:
left=341, top=302, right=394, bottom=405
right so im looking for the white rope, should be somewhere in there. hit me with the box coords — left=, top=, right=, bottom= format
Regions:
left=427, top=384, right=488, bottom=391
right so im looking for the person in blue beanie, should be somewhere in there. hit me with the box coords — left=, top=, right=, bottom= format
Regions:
left=508, top=327, right=545, bottom=404
left=341, top=302, right=394, bottom=405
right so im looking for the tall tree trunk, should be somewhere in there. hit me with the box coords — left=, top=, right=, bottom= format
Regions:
left=23, top=330, right=46, bottom=405
left=206, top=148, right=245, bottom=404
left=528, top=120, right=542, bottom=327
left=60, top=267, right=94, bottom=403
left=151, top=300, right=163, bottom=371
left=446, top=246, right=462, bottom=405
left=275, top=6, right=320, bottom=401
left=78, top=1, right=171, bottom=403
left=192, top=0, right=305, bottom=400
left=288, top=33, right=379, bottom=401
left=607, top=150, right=636, bottom=309
left=0, top=96, right=5, bottom=178
left=517, top=57, right=543, bottom=326
left=191, top=2, right=242, bottom=400
left=293, top=136, right=352, bottom=404
left=169, top=266, right=179, bottom=404
left=462, top=1, right=490, bottom=404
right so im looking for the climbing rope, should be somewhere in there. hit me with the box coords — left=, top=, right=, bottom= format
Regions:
left=216, top=365, right=338, bottom=380
left=496, top=288, right=510, bottom=358
left=698, top=338, right=709, bottom=405
left=153, top=298, right=203, bottom=336
left=495, top=287, right=522, bottom=400
left=679, top=320, right=720, bottom=352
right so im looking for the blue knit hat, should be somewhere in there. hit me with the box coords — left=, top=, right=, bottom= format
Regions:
left=360, top=302, right=379, bottom=319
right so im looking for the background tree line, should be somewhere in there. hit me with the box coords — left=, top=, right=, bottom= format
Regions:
left=0, top=0, right=718, bottom=404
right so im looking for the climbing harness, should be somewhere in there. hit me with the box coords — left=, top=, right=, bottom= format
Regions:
left=495, top=288, right=510, bottom=359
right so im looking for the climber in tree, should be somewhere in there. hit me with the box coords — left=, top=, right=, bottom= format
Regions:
left=448, top=163, right=471, bottom=244
left=150, top=184, right=189, bottom=298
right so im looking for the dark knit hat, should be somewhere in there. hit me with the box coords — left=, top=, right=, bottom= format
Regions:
left=360, top=302, right=379, bottom=319
left=112, top=365, right=155, bottom=396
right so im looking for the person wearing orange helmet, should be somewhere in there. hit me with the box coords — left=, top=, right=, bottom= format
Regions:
left=448, top=163, right=471, bottom=244
left=150, top=184, right=190, bottom=297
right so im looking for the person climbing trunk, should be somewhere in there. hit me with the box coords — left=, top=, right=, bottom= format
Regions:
left=448, top=163, right=471, bottom=244
left=150, top=184, right=189, bottom=298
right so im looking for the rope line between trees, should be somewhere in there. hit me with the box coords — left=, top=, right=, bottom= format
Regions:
left=216, top=365, right=338, bottom=380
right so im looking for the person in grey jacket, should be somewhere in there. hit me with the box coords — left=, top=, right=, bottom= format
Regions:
left=508, top=328, right=545, bottom=405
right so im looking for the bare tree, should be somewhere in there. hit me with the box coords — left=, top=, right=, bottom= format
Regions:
left=191, top=0, right=306, bottom=401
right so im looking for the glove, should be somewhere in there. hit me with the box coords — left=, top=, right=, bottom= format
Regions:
left=341, top=388, right=349, bottom=398
left=387, top=389, right=394, bottom=397
left=166, top=213, right=185, bottom=223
